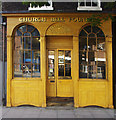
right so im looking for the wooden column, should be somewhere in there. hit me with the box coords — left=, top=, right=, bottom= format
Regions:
left=106, top=37, right=113, bottom=108
left=41, top=36, right=46, bottom=107
left=73, top=36, right=79, bottom=107
left=7, top=36, right=13, bottom=107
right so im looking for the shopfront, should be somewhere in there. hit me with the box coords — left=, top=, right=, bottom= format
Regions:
left=3, top=13, right=113, bottom=108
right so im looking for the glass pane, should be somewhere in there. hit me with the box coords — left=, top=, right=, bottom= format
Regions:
left=27, top=25, right=35, bottom=33
left=92, top=26, right=100, bottom=33
left=88, top=51, right=95, bottom=64
left=19, top=25, right=27, bottom=33
left=97, top=38, right=105, bottom=51
left=14, top=37, right=23, bottom=50
left=88, top=37, right=96, bottom=51
left=58, top=50, right=64, bottom=63
left=14, top=50, right=22, bottom=64
left=48, top=50, right=54, bottom=64
left=88, top=65, right=97, bottom=79
left=23, top=32, right=31, bottom=36
left=23, top=51, right=31, bottom=63
left=92, top=2, right=97, bottom=6
left=97, top=65, right=106, bottom=79
left=14, top=64, right=22, bottom=77
left=32, top=51, right=40, bottom=64
left=95, top=51, right=106, bottom=62
left=89, top=33, right=96, bottom=37
left=58, top=64, right=64, bottom=76
left=65, top=51, right=71, bottom=63
left=32, top=64, right=40, bottom=77
left=22, top=64, right=31, bottom=77
left=97, top=30, right=105, bottom=37
left=32, top=37, right=40, bottom=50
left=79, top=30, right=87, bottom=37
left=79, top=65, right=87, bottom=78
left=79, top=51, right=88, bottom=64
left=65, top=64, right=71, bottom=76
left=84, top=26, right=91, bottom=33
left=86, top=2, right=91, bottom=6
left=79, top=37, right=87, bottom=50
left=32, top=29, right=40, bottom=36
left=15, top=29, right=22, bottom=36
left=23, top=37, right=31, bottom=49
left=48, top=64, right=55, bottom=78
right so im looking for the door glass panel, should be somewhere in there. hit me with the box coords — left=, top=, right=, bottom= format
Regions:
left=32, top=64, right=40, bottom=77
left=22, top=64, right=31, bottom=77
left=48, top=50, right=55, bottom=79
left=23, top=51, right=31, bottom=63
left=58, top=50, right=64, bottom=63
left=65, top=64, right=71, bottom=76
left=23, top=37, right=31, bottom=50
left=14, top=64, right=22, bottom=77
left=58, top=64, right=64, bottom=77
left=65, top=51, right=71, bottom=63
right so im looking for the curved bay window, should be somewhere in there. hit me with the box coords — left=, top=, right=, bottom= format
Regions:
left=79, top=25, right=106, bottom=79
left=13, top=25, right=40, bottom=77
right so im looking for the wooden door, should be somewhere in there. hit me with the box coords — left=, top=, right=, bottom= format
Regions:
left=46, top=49, right=73, bottom=97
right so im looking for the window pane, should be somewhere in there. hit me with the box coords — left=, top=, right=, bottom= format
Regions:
left=79, top=30, right=87, bottom=37
left=88, top=65, right=97, bottom=79
left=79, top=37, right=87, bottom=50
left=88, top=37, right=96, bottom=51
left=32, top=51, right=40, bottom=64
left=92, top=26, right=100, bottom=33
left=32, top=37, right=40, bottom=50
left=97, top=30, right=105, bottom=37
left=14, top=64, right=22, bottom=77
left=23, top=37, right=31, bottom=49
left=97, top=38, right=105, bottom=51
left=58, top=64, right=64, bottom=76
left=48, top=64, right=54, bottom=78
left=27, top=25, right=35, bottom=33
left=84, top=26, right=91, bottom=33
left=23, top=51, right=31, bottom=63
left=14, top=50, right=22, bottom=64
left=19, top=25, right=27, bottom=33
left=65, top=51, right=71, bottom=63
left=58, top=50, right=64, bottom=63
left=65, top=64, right=71, bottom=76
left=22, top=64, right=31, bottom=77
left=32, top=64, right=40, bottom=77
left=79, top=65, right=87, bottom=78
left=15, top=29, right=22, bottom=36
left=14, top=37, right=23, bottom=50
left=32, top=29, right=40, bottom=36
left=79, top=51, right=88, bottom=64
left=97, top=65, right=106, bottom=79
left=95, top=51, right=106, bottom=62
left=88, top=51, right=95, bottom=64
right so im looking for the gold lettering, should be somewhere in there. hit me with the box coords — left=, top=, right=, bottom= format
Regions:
left=19, top=17, right=23, bottom=22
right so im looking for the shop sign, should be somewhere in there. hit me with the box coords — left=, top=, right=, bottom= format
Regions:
left=19, top=17, right=88, bottom=22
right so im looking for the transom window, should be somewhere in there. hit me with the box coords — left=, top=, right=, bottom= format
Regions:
left=14, top=25, right=40, bottom=77
left=77, top=0, right=102, bottom=11
left=79, top=25, right=106, bottom=79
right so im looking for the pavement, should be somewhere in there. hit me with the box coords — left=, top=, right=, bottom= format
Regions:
left=1, top=106, right=115, bottom=118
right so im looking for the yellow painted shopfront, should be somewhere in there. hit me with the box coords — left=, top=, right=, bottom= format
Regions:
left=3, top=13, right=113, bottom=108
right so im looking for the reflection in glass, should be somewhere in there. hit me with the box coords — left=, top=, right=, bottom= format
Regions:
left=65, top=51, right=71, bottom=63
left=14, top=50, right=22, bottom=64
left=88, top=37, right=96, bottom=51
left=22, top=64, right=31, bottom=77
left=65, top=64, right=71, bottom=76
left=58, top=50, right=64, bottom=63
left=48, top=50, right=55, bottom=78
left=14, top=37, right=23, bottom=50
left=58, top=64, right=64, bottom=76
left=97, top=38, right=105, bottom=51
left=32, top=37, right=40, bottom=50
left=79, top=38, right=87, bottom=50
left=19, top=25, right=26, bottom=33
left=23, top=37, right=31, bottom=49
left=96, top=51, right=106, bottom=61
left=14, top=64, right=22, bottom=77
left=32, top=64, right=40, bottom=77
left=23, top=51, right=31, bottom=63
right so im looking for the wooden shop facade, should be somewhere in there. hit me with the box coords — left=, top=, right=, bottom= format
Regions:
left=1, top=2, right=115, bottom=108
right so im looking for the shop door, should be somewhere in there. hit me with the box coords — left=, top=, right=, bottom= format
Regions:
left=47, top=49, right=73, bottom=97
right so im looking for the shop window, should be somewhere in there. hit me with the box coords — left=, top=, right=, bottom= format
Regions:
left=79, top=25, right=106, bottom=79
left=14, top=25, right=40, bottom=77
left=77, top=0, right=102, bottom=11
left=28, top=0, right=53, bottom=10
